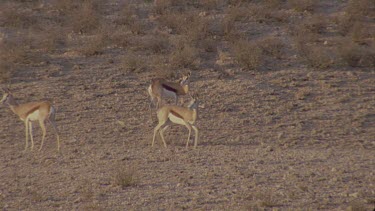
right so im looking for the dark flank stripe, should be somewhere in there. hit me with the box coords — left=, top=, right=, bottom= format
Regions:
left=170, top=110, right=183, bottom=119
left=25, top=105, right=40, bottom=116
left=162, top=84, right=177, bottom=93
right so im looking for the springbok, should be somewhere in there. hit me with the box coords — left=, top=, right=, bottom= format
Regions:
left=147, top=72, right=191, bottom=111
left=152, top=96, right=199, bottom=148
left=0, top=88, right=60, bottom=152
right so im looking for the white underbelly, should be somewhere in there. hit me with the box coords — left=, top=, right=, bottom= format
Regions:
left=27, top=110, right=40, bottom=121
left=168, top=113, right=186, bottom=125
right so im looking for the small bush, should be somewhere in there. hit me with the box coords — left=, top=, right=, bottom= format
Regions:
left=185, top=15, right=210, bottom=42
left=170, top=43, right=199, bottom=69
left=153, top=0, right=172, bottom=15
left=346, top=0, right=375, bottom=18
left=297, top=44, right=333, bottom=69
left=113, top=165, right=138, bottom=188
left=200, top=0, right=225, bottom=10
left=68, top=1, right=101, bottom=34
left=0, top=62, right=12, bottom=83
left=122, top=53, right=146, bottom=73
left=77, top=36, right=106, bottom=56
left=0, top=2, right=37, bottom=28
left=110, top=27, right=132, bottom=48
left=350, top=22, right=372, bottom=44
left=0, top=37, right=29, bottom=64
left=54, top=0, right=79, bottom=14
left=222, top=16, right=236, bottom=38
left=263, top=0, right=285, bottom=9
left=139, top=35, right=170, bottom=54
left=339, top=41, right=375, bottom=67
left=258, top=37, right=284, bottom=58
left=200, top=39, right=218, bottom=53
left=288, top=0, right=316, bottom=12
left=157, top=12, right=186, bottom=34
left=226, top=5, right=249, bottom=22
left=301, top=15, right=328, bottom=34
left=232, top=39, right=263, bottom=70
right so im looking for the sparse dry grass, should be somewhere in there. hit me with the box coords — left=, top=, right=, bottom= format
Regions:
left=345, top=0, right=375, bottom=18
left=0, top=2, right=37, bottom=28
left=232, top=39, right=263, bottom=70
left=0, top=37, right=29, bottom=64
left=66, top=1, right=101, bottom=34
left=288, top=0, right=316, bottom=12
left=170, top=42, right=199, bottom=69
left=339, top=40, right=375, bottom=67
left=122, top=53, right=147, bottom=73
left=297, top=44, right=333, bottom=69
left=0, top=1, right=374, bottom=210
left=113, top=165, right=139, bottom=189
left=138, top=34, right=171, bottom=54
left=258, top=37, right=284, bottom=58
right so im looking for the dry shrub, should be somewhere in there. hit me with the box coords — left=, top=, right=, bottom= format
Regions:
left=222, top=16, right=236, bottom=37
left=158, top=11, right=207, bottom=38
left=128, top=19, right=146, bottom=35
left=27, top=27, right=66, bottom=52
left=347, top=199, right=368, bottom=211
left=77, top=35, right=106, bottom=56
left=199, top=0, right=225, bottom=10
left=258, top=37, right=284, bottom=58
left=113, top=165, right=138, bottom=189
left=53, top=0, right=79, bottom=13
left=256, top=191, right=279, bottom=208
left=0, top=2, right=37, bottom=28
left=226, top=5, right=250, bottom=22
left=339, top=41, right=375, bottom=68
left=0, top=62, right=12, bottom=83
left=187, top=16, right=210, bottom=41
left=290, top=23, right=319, bottom=44
left=200, top=39, right=218, bottom=53
left=227, top=0, right=249, bottom=6
left=153, top=0, right=186, bottom=14
left=158, top=12, right=186, bottom=34
left=345, top=0, right=375, bottom=18
left=67, top=1, right=101, bottom=34
left=232, top=39, right=263, bottom=70
left=170, top=43, right=199, bottom=69
left=116, top=5, right=145, bottom=35
left=0, top=37, right=29, bottom=64
left=138, top=35, right=170, bottom=54
left=110, top=30, right=132, bottom=48
left=122, top=53, right=146, bottom=73
left=116, top=4, right=138, bottom=26
left=153, top=0, right=173, bottom=15
left=301, top=15, right=328, bottom=34
left=288, top=0, right=316, bottom=12
left=349, top=22, right=373, bottom=44
left=297, top=44, right=333, bottom=69
left=336, top=15, right=360, bottom=36
left=263, top=0, right=285, bottom=9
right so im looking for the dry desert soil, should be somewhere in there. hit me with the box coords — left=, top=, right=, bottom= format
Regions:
left=0, top=0, right=374, bottom=210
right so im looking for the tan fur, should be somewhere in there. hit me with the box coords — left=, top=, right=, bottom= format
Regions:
left=148, top=73, right=191, bottom=111
left=1, top=91, right=60, bottom=152
left=152, top=98, right=199, bottom=149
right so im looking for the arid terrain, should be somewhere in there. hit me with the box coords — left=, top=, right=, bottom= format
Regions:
left=0, top=0, right=374, bottom=210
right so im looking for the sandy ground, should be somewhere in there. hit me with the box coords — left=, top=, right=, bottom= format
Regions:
left=0, top=0, right=374, bottom=210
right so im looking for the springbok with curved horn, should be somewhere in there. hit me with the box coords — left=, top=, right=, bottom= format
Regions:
left=147, top=72, right=191, bottom=110
left=0, top=88, right=60, bottom=152
left=152, top=95, right=199, bottom=148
